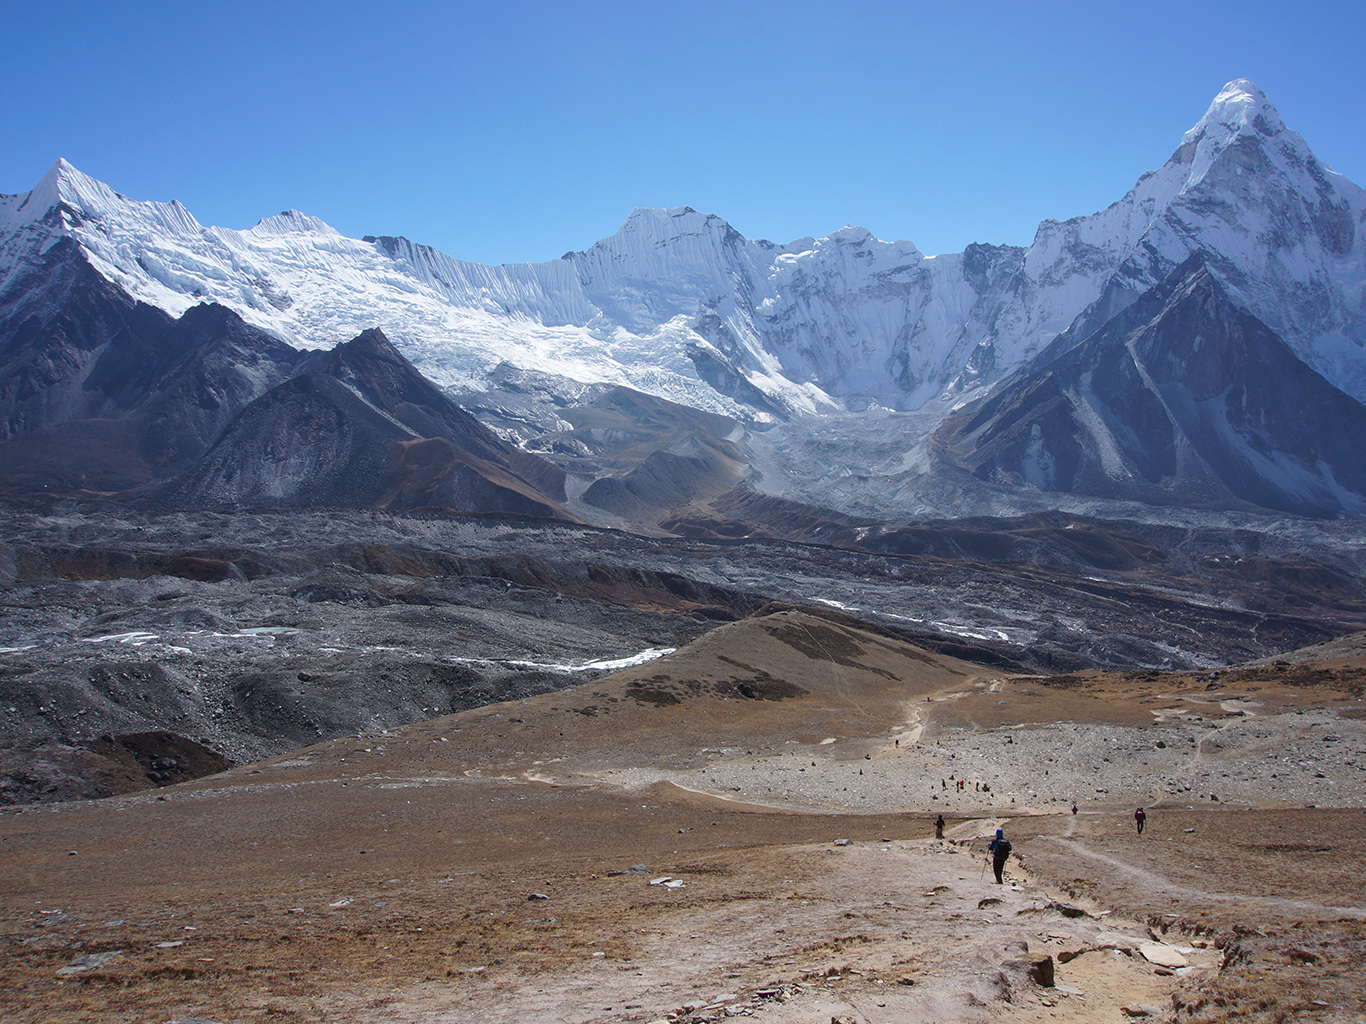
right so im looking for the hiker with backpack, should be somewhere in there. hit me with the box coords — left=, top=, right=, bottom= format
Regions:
left=987, top=827, right=1011, bottom=883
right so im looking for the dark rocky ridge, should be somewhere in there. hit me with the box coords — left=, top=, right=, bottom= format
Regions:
left=935, top=256, right=1366, bottom=516
left=0, top=257, right=568, bottom=518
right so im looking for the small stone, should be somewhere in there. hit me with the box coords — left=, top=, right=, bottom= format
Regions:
left=1046, top=901, right=1088, bottom=919
left=1138, top=942, right=1188, bottom=968
left=1094, top=931, right=1145, bottom=951
left=1006, top=954, right=1055, bottom=988
left=528, top=892, right=549, bottom=901
left=56, top=951, right=123, bottom=976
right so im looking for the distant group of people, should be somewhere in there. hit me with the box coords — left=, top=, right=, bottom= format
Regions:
left=940, top=775, right=989, bottom=794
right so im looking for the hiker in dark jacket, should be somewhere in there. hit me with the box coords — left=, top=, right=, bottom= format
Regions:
left=1135, top=807, right=1146, bottom=835
left=935, top=814, right=945, bottom=839
left=987, top=828, right=1011, bottom=883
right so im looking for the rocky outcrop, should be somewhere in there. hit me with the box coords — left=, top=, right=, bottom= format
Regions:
left=935, top=256, right=1366, bottom=516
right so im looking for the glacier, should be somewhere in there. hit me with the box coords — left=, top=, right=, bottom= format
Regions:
left=1, top=79, right=1363, bottom=423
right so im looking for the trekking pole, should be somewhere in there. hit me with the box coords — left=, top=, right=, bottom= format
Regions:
left=980, top=852, right=987, bottom=881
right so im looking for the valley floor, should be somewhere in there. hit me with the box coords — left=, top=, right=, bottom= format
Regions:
left=1, top=610, right=1363, bottom=1023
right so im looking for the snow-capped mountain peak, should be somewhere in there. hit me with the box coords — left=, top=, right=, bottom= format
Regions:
left=4, top=159, right=105, bottom=228
left=35, top=157, right=201, bottom=237
left=1184, top=79, right=1284, bottom=146
left=1168, top=79, right=1322, bottom=197
left=249, top=209, right=340, bottom=237
left=825, top=225, right=876, bottom=245
left=1, top=80, right=1363, bottom=424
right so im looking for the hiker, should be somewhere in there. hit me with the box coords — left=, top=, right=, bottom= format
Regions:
left=935, top=814, right=945, bottom=839
left=987, top=828, right=1011, bottom=883
left=1071, top=802, right=1077, bottom=815
left=1135, top=807, right=1146, bottom=835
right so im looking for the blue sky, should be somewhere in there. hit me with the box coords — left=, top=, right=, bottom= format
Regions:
left=5, top=1, right=1364, bottom=264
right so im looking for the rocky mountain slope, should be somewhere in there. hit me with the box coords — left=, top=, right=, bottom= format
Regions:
left=0, top=262, right=569, bottom=514
left=934, top=255, right=1366, bottom=515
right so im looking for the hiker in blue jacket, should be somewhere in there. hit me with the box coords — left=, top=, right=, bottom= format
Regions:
left=987, top=828, right=1012, bottom=883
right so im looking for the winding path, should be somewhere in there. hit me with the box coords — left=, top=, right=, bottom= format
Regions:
left=1044, top=836, right=1366, bottom=920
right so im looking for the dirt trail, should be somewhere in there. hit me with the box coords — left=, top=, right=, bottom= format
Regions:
left=1045, top=836, right=1366, bottom=920
left=336, top=837, right=1206, bottom=1024
left=1, top=610, right=1363, bottom=1023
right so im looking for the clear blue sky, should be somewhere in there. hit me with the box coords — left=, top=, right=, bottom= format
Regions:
left=5, top=1, right=1363, bottom=265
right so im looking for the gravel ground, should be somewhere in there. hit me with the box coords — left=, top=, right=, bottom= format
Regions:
left=0, top=610, right=1362, bottom=1023
left=573, top=667, right=1366, bottom=816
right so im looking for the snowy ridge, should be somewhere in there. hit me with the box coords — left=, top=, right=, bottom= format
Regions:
left=1, top=81, right=1363, bottom=417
